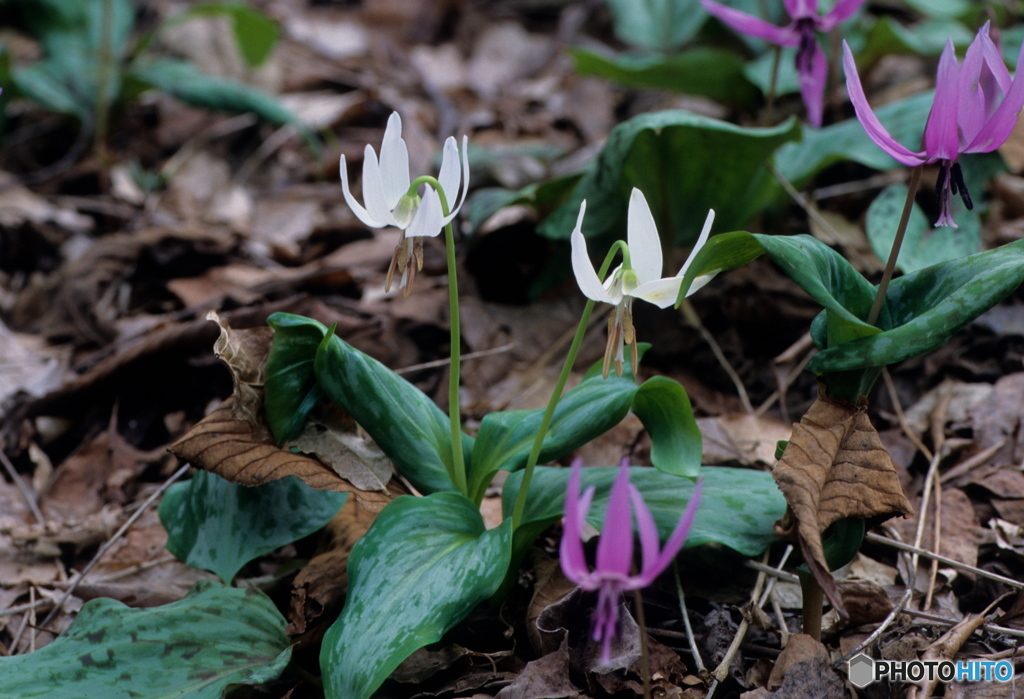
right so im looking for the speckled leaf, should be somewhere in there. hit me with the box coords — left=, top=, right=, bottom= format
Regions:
left=320, top=493, right=511, bottom=699
left=0, top=580, right=291, bottom=698
left=160, top=470, right=346, bottom=583
left=502, top=465, right=785, bottom=561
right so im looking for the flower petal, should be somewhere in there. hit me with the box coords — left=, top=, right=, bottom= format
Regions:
left=594, top=460, right=634, bottom=578
left=631, top=208, right=716, bottom=307
left=570, top=202, right=615, bottom=304
left=964, top=38, right=1024, bottom=153
left=798, top=39, right=828, bottom=127
left=626, top=188, right=663, bottom=285
left=378, top=112, right=411, bottom=210
left=405, top=186, right=444, bottom=238
left=701, top=0, right=801, bottom=46
left=361, top=145, right=400, bottom=226
left=440, top=135, right=471, bottom=226
left=784, top=0, right=818, bottom=20
left=339, top=154, right=386, bottom=228
left=819, top=0, right=865, bottom=31
left=628, top=483, right=661, bottom=582
left=436, top=136, right=461, bottom=212
left=842, top=42, right=925, bottom=166
left=922, top=39, right=963, bottom=162
left=560, top=459, right=592, bottom=586
left=643, top=478, right=703, bottom=580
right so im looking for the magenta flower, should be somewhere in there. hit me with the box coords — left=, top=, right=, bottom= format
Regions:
left=843, top=23, right=1024, bottom=227
left=560, top=458, right=702, bottom=662
left=701, top=0, right=865, bottom=127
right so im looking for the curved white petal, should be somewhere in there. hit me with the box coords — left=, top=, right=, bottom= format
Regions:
left=339, top=154, right=386, bottom=228
left=361, top=145, right=399, bottom=226
left=440, top=135, right=471, bottom=226
left=570, top=202, right=614, bottom=303
left=437, top=136, right=461, bottom=209
left=676, top=209, right=716, bottom=276
left=630, top=277, right=684, bottom=308
left=378, top=112, right=411, bottom=210
left=406, top=186, right=444, bottom=238
left=626, top=188, right=663, bottom=285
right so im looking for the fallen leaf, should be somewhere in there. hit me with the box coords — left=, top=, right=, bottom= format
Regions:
left=207, top=311, right=272, bottom=440
left=697, top=413, right=792, bottom=467
left=493, top=638, right=582, bottom=699
left=773, top=387, right=914, bottom=615
left=527, top=557, right=577, bottom=656
left=909, top=611, right=991, bottom=699
left=765, top=633, right=844, bottom=697
left=966, top=373, right=1024, bottom=467
left=894, top=488, right=979, bottom=585
left=288, top=414, right=393, bottom=492
left=169, top=398, right=400, bottom=513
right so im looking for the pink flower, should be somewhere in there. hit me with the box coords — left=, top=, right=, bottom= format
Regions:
left=560, top=458, right=702, bottom=663
left=843, top=22, right=1024, bottom=227
left=701, top=0, right=865, bottom=127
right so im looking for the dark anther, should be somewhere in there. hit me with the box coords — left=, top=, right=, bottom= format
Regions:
left=934, top=162, right=947, bottom=198
left=951, top=161, right=973, bottom=210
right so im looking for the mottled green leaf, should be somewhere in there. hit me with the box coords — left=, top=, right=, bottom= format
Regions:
left=603, top=0, right=705, bottom=51
left=502, top=465, right=785, bottom=560
left=858, top=17, right=974, bottom=67
left=320, top=493, right=511, bottom=699
left=539, top=111, right=801, bottom=248
left=631, top=376, right=701, bottom=478
left=184, top=2, right=280, bottom=67
left=0, top=581, right=291, bottom=698
left=866, top=183, right=981, bottom=274
left=264, top=313, right=327, bottom=443
left=160, top=470, right=346, bottom=583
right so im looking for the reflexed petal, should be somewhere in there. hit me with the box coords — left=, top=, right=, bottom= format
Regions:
left=570, top=202, right=615, bottom=303
left=631, top=209, right=715, bottom=307
left=560, top=459, right=591, bottom=585
left=339, top=154, right=386, bottom=228
left=959, top=32, right=990, bottom=146
left=701, top=0, right=801, bottom=46
left=378, top=112, right=411, bottom=210
left=437, top=136, right=461, bottom=211
left=819, top=0, right=865, bottom=30
left=406, top=187, right=444, bottom=238
left=595, top=461, right=634, bottom=578
left=923, top=40, right=963, bottom=162
left=842, top=42, right=925, bottom=166
left=965, top=39, right=1024, bottom=153
left=361, top=145, right=400, bottom=226
left=784, top=0, right=818, bottom=20
left=644, top=478, right=703, bottom=580
left=798, top=39, right=828, bottom=127
left=440, top=136, right=471, bottom=226
left=627, top=188, right=663, bottom=285
left=628, top=482, right=661, bottom=581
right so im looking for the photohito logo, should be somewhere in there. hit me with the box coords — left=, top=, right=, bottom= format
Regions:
left=847, top=653, right=1014, bottom=688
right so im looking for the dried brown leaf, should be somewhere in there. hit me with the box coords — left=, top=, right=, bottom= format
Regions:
left=169, top=398, right=400, bottom=513
left=764, top=634, right=844, bottom=697
left=527, top=557, right=577, bottom=656
left=773, top=387, right=914, bottom=614
left=911, top=612, right=991, bottom=699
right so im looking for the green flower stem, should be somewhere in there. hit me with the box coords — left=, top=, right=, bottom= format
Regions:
left=510, top=241, right=628, bottom=530
left=867, top=165, right=922, bottom=327
left=409, top=175, right=467, bottom=496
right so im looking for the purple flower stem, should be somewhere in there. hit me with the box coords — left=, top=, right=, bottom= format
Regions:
left=631, top=587, right=652, bottom=699
left=867, top=165, right=923, bottom=326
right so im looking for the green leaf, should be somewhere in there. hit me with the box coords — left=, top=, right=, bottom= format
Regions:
left=160, top=470, right=346, bottom=583
left=130, top=59, right=301, bottom=127
left=808, top=238, right=1024, bottom=372
left=264, top=312, right=328, bottom=443
left=631, top=376, right=701, bottom=478
left=538, top=111, right=801, bottom=248
left=313, top=328, right=467, bottom=494
left=775, top=91, right=935, bottom=188
left=0, top=580, right=291, bottom=698
left=744, top=47, right=801, bottom=98
left=571, top=48, right=759, bottom=107
left=320, top=493, right=512, bottom=699
left=502, top=465, right=785, bottom=561
left=858, top=17, right=974, bottom=67
left=899, top=0, right=971, bottom=19
left=467, top=175, right=582, bottom=233
left=866, top=184, right=982, bottom=274
left=180, top=2, right=280, bottom=67
left=602, top=0, right=705, bottom=51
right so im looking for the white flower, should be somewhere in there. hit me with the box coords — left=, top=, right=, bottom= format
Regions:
left=571, top=188, right=716, bottom=377
left=340, top=112, right=470, bottom=294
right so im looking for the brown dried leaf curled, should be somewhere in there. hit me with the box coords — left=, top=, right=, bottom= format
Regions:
left=169, top=398, right=400, bottom=513
left=773, top=387, right=913, bottom=610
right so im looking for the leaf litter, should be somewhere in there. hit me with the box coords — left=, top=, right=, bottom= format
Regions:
left=3, top=0, right=1024, bottom=697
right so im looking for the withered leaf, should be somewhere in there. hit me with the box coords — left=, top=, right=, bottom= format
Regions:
left=765, top=634, right=844, bottom=697
left=773, top=387, right=913, bottom=614
left=169, top=398, right=403, bottom=513
left=207, top=310, right=273, bottom=441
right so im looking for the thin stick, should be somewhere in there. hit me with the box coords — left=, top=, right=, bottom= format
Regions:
left=38, top=464, right=190, bottom=630
left=770, top=588, right=791, bottom=647
left=940, top=441, right=1005, bottom=484
left=913, top=388, right=949, bottom=610
left=882, top=368, right=933, bottom=461
left=679, top=299, right=753, bottom=414
left=0, top=449, right=44, bottom=524
left=923, top=478, right=942, bottom=611
left=864, top=532, right=1024, bottom=589
left=632, top=588, right=652, bottom=699
left=766, top=162, right=847, bottom=243
left=395, top=342, right=515, bottom=375
left=0, top=597, right=54, bottom=619
left=674, top=560, right=705, bottom=672
left=868, top=166, right=922, bottom=326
